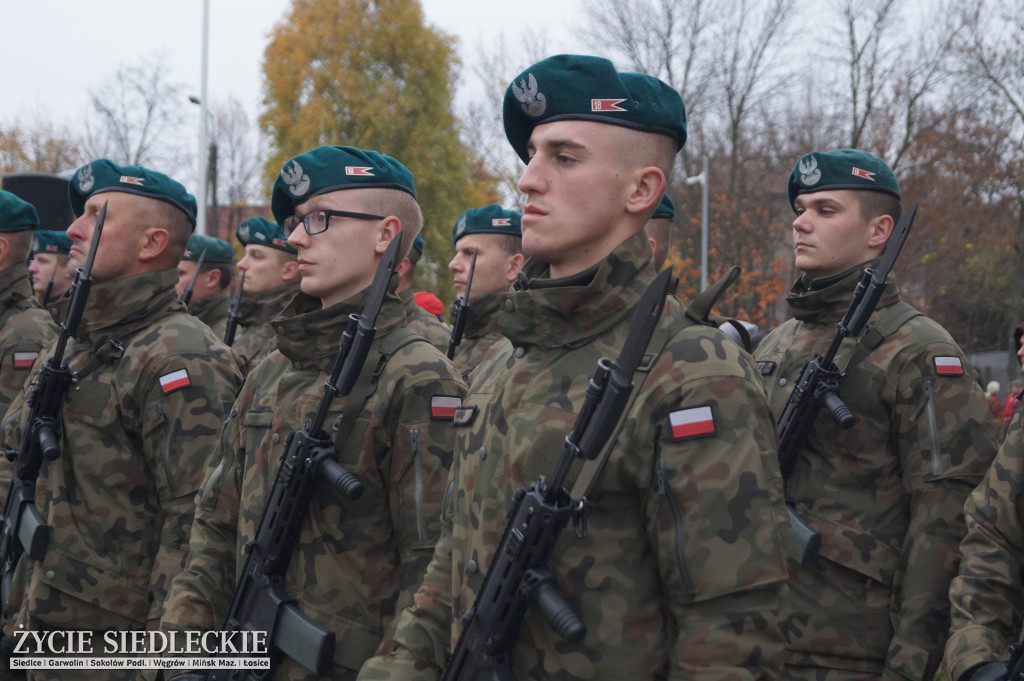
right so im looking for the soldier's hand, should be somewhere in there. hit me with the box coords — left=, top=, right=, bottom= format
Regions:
left=963, top=661, right=1010, bottom=681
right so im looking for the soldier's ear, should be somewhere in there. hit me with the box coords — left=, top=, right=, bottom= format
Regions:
left=867, top=213, right=894, bottom=250
left=138, top=227, right=171, bottom=264
left=626, top=166, right=666, bottom=217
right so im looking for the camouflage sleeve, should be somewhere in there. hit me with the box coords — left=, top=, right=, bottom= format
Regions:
left=160, top=385, right=249, bottom=635
left=943, top=412, right=1024, bottom=681
left=358, top=472, right=457, bottom=681
left=887, top=340, right=999, bottom=680
left=644, top=333, right=790, bottom=681
left=382, top=346, right=466, bottom=616
left=139, top=351, right=241, bottom=624
left=0, top=312, right=56, bottom=420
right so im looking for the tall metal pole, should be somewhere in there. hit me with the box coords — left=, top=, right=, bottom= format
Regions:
left=686, top=155, right=709, bottom=291
left=197, top=0, right=210, bottom=236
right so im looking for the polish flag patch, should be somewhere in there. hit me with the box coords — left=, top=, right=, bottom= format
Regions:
left=851, top=167, right=875, bottom=181
left=345, top=166, right=374, bottom=176
left=592, top=98, right=626, bottom=112
left=430, top=395, right=462, bottom=420
left=119, top=175, right=145, bottom=186
left=934, top=356, right=964, bottom=376
left=13, top=352, right=38, bottom=369
left=159, top=369, right=192, bottom=394
left=668, top=405, right=716, bottom=441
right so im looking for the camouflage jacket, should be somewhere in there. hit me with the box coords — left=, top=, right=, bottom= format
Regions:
left=161, top=285, right=468, bottom=680
left=0, top=268, right=241, bottom=634
left=753, top=264, right=998, bottom=681
left=0, top=264, right=58, bottom=417
left=943, top=409, right=1024, bottom=681
left=188, top=287, right=232, bottom=340
left=361, top=232, right=791, bottom=681
left=400, top=286, right=451, bottom=353
left=230, top=281, right=299, bottom=375
left=447, top=289, right=504, bottom=383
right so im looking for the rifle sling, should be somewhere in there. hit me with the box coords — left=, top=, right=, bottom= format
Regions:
left=570, top=268, right=741, bottom=501
left=842, top=301, right=922, bottom=372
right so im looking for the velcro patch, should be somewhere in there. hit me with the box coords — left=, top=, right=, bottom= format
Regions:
left=13, top=352, right=38, bottom=370
left=452, top=405, right=477, bottom=427
left=934, top=356, right=964, bottom=376
left=430, top=395, right=462, bottom=420
left=668, top=405, right=716, bottom=441
left=159, top=369, right=192, bottom=394
left=756, top=360, right=776, bottom=376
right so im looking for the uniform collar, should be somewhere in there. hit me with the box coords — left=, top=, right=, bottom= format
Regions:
left=787, top=259, right=901, bottom=323
left=0, top=264, right=36, bottom=310
left=236, top=282, right=300, bottom=324
left=78, top=269, right=181, bottom=339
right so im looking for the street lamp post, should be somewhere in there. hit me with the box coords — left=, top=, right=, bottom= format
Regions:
left=189, top=96, right=218, bottom=240
left=195, top=0, right=210, bottom=235
left=686, top=155, right=709, bottom=291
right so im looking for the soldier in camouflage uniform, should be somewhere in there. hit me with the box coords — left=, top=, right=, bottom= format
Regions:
left=0, top=191, right=58, bottom=418
left=176, top=232, right=235, bottom=339
left=230, top=216, right=301, bottom=374
left=942, top=341, right=1024, bottom=681
left=160, top=145, right=468, bottom=680
left=0, top=160, right=241, bottom=676
left=359, top=54, right=790, bottom=681
left=397, top=234, right=451, bottom=352
left=26, top=230, right=74, bottom=317
left=446, top=204, right=523, bottom=380
left=752, top=149, right=999, bottom=681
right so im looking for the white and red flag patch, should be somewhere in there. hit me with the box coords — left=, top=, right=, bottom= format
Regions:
left=159, top=369, right=192, bottom=394
left=934, top=356, right=964, bottom=376
left=668, top=405, right=716, bottom=441
left=430, top=395, right=462, bottom=420
left=492, top=218, right=512, bottom=227
left=119, top=175, right=145, bottom=186
left=13, top=352, right=37, bottom=369
left=591, top=98, right=626, bottom=112
left=851, top=167, right=875, bottom=181
left=345, top=166, right=374, bottom=176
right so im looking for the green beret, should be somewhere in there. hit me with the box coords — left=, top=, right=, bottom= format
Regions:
left=271, top=146, right=416, bottom=225
left=452, top=204, right=522, bottom=245
left=503, top=54, right=687, bottom=163
left=69, top=159, right=197, bottom=226
left=652, top=194, right=675, bottom=220
left=412, top=234, right=425, bottom=255
left=182, top=234, right=235, bottom=264
left=31, top=230, right=72, bottom=256
left=236, top=216, right=297, bottom=255
left=0, top=189, right=40, bottom=232
left=788, top=149, right=900, bottom=211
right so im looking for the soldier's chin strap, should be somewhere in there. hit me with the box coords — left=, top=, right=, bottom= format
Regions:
left=569, top=266, right=743, bottom=510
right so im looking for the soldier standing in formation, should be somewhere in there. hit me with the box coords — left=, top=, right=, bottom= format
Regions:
left=359, top=53, right=791, bottom=681
left=0, top=160, right=241, bottom=675
left=230, top=215, right=301, bottom=375
left=445, top=204, right=524, bottom=380
left=0, top=191, right=57, bottom=416
left=26, top=230, right=74, bottom=316
left=176, top=233, right=236, bottom=340
left=396, top=234, right=451, bottom=352
left=753, top=149, right=999, bottom=681
left=160, top=145, right=468, bottom=680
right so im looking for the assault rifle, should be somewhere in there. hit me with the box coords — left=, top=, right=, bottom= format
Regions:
left=445, top=249, right=477, bottom=360
left=0, top=201, right=107, bottom=616
left=179, top=248, right=207, bottom=306
left=206, top=235, right=403, bottom=680
left=440, top=268, right=673, bottom=681
left=777, top=203, right=918, bottom=567
left=223, top=270, right=245, bottom=347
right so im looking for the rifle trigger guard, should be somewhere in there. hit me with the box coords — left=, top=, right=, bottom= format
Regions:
left=572, top=497, right=587, bottom=538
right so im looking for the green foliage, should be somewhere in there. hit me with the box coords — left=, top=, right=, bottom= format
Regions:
left=259, top=0, right=495, bottom=303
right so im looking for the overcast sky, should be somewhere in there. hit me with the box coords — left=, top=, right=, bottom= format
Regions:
left=0, top=0, right=581, bottom=129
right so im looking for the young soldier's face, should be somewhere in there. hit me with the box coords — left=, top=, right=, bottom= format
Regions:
left=791, top=190, right=884, bottom=280
left=517, top=120, right=636, bottom=278
left=27, top=253, right=73, bottom=295
left=448, top=233, right=521, bottom=302
left=238, top=244, right=293, bottom=294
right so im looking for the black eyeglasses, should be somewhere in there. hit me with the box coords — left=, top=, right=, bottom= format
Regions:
left=283, top=208, right=385, bottom=237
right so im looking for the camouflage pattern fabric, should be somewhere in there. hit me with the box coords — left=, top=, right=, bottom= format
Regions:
left=0, top=269, right=241, bottom=676
left=0, top=264, right=57, bottom=417
left=753, top=264, right=998, bottom=681
left=187, top=287, right=231, bottom=340
left=400, top=286, right=450, bottom=353
left=943, top=409, right=1024, bottom=681
left=360, top=232, right=791, bottom=681
left=40, top=294, right=69, bottom=326
left=161, top=284, right=468, bottom=680
left=446, top=289, right=505, bottom=383
left=230, top=281, right=300, bottom=375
